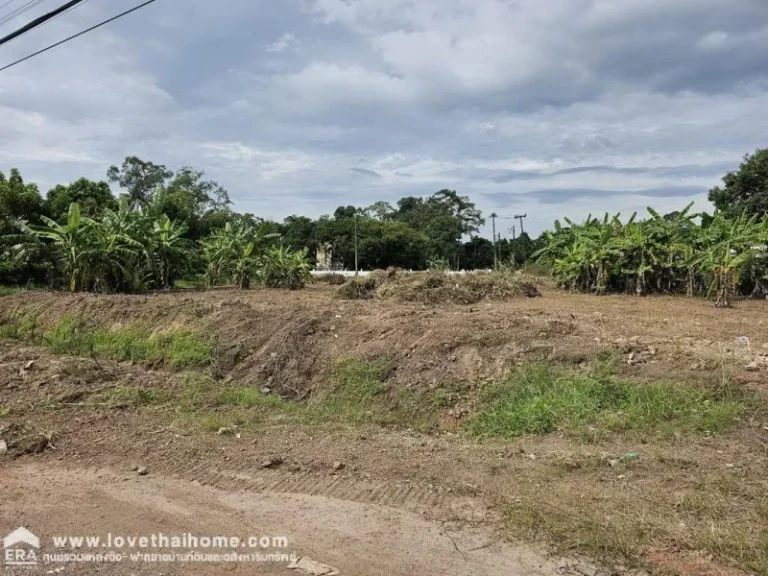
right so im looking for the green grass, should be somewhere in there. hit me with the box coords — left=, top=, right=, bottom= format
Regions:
left=87, top=386, right=166, bottom=407
left=468, top=362, right=751, bottom=439
left=320, top=357, right=389, bottom=412
left=0, top=311, right=40, bottom=340
left=0, top=286, right=21, bottom=296
left=175, top=276, right=207, bottom=290
left=42, top=316, right=212, bottom=368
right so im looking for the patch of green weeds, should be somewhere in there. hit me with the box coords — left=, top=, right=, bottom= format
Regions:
left=87, top=386, right=165, bottom=407
left=42, top=316, right=212, bottom=368
left=468, top=362, right=753, bottom=439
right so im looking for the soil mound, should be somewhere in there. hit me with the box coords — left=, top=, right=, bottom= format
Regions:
left=338, top=271, right=541, bottom=304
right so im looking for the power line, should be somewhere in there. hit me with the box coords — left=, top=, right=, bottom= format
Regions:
left=0, top=0, right=22, bottom=16
left=0, top=0, right=157, bottom=73
left=0, top=0, right=48, bottom=27
left=0, top=0, right=86, bottom=48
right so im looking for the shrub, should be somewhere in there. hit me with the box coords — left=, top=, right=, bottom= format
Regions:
left=261, top=246, right=312, bottom=289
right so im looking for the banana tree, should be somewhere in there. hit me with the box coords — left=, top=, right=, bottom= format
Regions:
left=148, top=215, right=190, bottom=289
left=199, top=222, right=279, bottom=288
left=582, top=213, right=623, bottom=294
left=697, top=212, right=762, bottom=307
left=618, top=218, right=666, bottom=296
left=25, top=203, right=91, bottom=292
left=261, top=245, right=311, bottom=289
left=83, top=198, right=145, bottom=292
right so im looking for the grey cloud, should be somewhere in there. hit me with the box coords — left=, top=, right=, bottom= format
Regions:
left=350, top=167, right=382, bottom=178
left=524, top=186, right=707, bottom=205
left=484, top=163, right=733, bottom=183
left=1, top=0, right=767, bottom=237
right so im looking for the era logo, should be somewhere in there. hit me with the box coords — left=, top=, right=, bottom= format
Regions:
left=3, top=527, right=39, bottom=566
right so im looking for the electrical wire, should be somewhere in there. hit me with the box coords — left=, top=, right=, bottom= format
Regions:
left=0, top=0, right=22, bottom=17
left=0, top=0, right=87, bottom=48
left=0, top=0, right=49, bottom=27
left=0, top=0, right=157, bottom=73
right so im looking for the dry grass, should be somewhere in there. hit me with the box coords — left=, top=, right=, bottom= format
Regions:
left=312, top=273, right=347, bottom=285
left=490, top=432, right=768, bottom=575
left=337, top=270, right=541, bottom=303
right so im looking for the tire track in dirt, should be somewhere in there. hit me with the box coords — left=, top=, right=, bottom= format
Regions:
left=163, top=456, right=492, bottom=523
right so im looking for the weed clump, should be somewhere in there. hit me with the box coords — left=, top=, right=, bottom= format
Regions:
left=313, top=273, right=347, bottom=286
left=468, top=363, right=751, bottom=439
left=335, top=270, right=388, bottom=300
left=43, top=316, right=212, bottom=368
left=337, top=270, right=540, bottom=304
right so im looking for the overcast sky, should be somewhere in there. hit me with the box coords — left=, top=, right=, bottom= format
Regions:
left=1, top=0, right=767, bottom=236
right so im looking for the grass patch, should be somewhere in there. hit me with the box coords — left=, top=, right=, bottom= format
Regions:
left=217, top=387, right=289, bottom=409
left=87, top=386, right=166, bottom=407
left=42, top=316, right=212, bottom=368
left=469, top=363, right=751, bottom=439
left=0, top=311, right=40, bottom=340
left=175, top=276, right=207, bottom=290
left=305, top=357, right=442, bottom=430
left=307, top=357, right=391, bottom=424
left=0, top=286, right=21, bottom=297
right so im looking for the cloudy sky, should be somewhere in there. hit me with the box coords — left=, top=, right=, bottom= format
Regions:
left=1, top=0, right=767, bottom=236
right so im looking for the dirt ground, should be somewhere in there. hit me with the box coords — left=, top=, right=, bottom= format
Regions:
left=2, top=286, right=768, bottom=575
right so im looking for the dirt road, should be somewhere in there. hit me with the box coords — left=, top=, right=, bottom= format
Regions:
left=2, top=462, right=570, bottom=576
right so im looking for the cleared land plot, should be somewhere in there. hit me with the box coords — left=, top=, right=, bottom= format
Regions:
left=1, top=285, right=768, bottom=575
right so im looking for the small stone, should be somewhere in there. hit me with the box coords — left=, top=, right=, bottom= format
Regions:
left=261, top=458, right=283, bottom=469
left=0, top=440, right=7, bottom=455
left=217, top=427, right=234, bottom=436
left=332, top=461, right=345, bottom=471
left=137, top=466, right=148, bottom=476
left=24, top=360, right=35, bottom=370
left=131, top=464, right=139, bottom=472
left=745, top=361, right=760, bottom=372
left=260, top=387, right=272, bottom=395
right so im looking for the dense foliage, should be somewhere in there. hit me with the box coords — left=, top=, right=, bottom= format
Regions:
left=0, top=156, right=538, bottom=292
left=534, top=203, right=768, bottom=306
left=4, top=148, right=768, bottom=305
left=709, top=149, right=768, bottom=220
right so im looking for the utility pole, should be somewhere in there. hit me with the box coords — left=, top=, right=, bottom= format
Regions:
left=354, top=211, right=359, bottom=276
left=511, top=225, right=516, bottom=268
left=490, top=213, right=498, bottom=270
left=514, top=213, right=527, bottom=237
left=514, top=214, right=527, bottom=265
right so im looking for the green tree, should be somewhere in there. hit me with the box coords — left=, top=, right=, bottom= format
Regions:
left=45, top=178, right=116, bottom=221
left=709, top=149, right=768, bottom=219
left=158, top=167, right=231, bottom=240
left=0, top=168, right=46, bottom=283
left=697, top=212, right=765, bottom=307
left=107, top=156, right=173, bottom=206
left=24, top=203, right=91, bottom=292
left=394, top=190, right=484, bottom=267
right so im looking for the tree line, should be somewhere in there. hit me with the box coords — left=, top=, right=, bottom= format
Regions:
left=2, top=148, right=767, bottom=300
left=533, top=148, right=768, bottom=306
left=0, top=156, right=538, bottom=292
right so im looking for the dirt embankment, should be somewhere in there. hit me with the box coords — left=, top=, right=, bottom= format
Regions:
left=3, top=288, right=768, bottom=575
left=2, top=287, right=768, bottom=400
left=0, top=287, right=586, bottom=399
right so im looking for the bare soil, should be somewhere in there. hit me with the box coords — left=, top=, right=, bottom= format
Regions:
left=2, top=286, right=768, bottom=575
